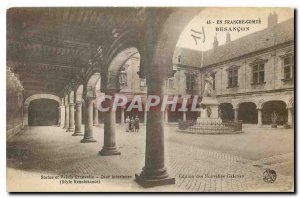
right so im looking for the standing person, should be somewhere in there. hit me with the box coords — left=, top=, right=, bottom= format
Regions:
left=125, top=116, right=130, bottom=132
left=134, top=115, right=140, bottom=132
left=129, top=117, right=134, bottom=132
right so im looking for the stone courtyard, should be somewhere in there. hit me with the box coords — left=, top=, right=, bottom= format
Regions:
left=7, top=124, right=294, bottom=192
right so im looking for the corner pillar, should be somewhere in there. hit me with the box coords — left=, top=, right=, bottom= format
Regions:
left=287, top=107, right=294, bottom=127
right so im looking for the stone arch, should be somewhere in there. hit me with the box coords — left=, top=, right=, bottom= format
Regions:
left=260, top=99, right=287, bottom=109
left=75, top=84, right=84, bottom=102
left=85, top=72, right=101, bottom=98
left=23, top=94, right=61, bottom=126
left=233, top=99, right=258, bottom=109
left=24, top=94, right=61, bottom=107
left=106, top=47, right=140, bottom=91
left=149, top=8, right=203, bottom=71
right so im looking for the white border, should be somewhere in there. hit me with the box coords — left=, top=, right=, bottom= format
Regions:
left=1, top=0, right=299, bottom=197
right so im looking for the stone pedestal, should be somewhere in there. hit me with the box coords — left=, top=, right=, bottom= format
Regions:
left=81, top=98, right=96, bottom=143
left=67, top=103, right=75, bottom=132
left=99, top=93, right=121, bottom=156
left=135, top=72, right=175, bottom=188
left=73, top=101, right=83, bottom=136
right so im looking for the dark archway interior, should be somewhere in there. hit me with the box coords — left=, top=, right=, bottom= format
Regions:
left=168, top=103, right=184, bottom=122
left=28, top=99, right=59, bottom=126
left=238, top=102, right=258, bottom=124
left=262, top=101, right=287, bottom=125
left=220, top=103, right=234, bottom=121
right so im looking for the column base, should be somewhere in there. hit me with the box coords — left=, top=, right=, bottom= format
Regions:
left=72, top=132, right=84, bottom=136
left=135, top=173, right=175, bottom=188
left=99, top=146, right=121, bottom=156
left=66, top=127, right=75, bottom=132
left=80, top=137, right=96, bottom=143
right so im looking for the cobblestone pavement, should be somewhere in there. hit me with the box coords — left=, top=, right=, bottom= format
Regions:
left=7, top=124, right=294, bottom=192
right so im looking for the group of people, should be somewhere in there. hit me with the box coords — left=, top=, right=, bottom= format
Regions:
left=125, top=115, right=140, bottom=132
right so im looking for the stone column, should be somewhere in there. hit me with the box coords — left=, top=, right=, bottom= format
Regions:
left=234, top=108, right=238, bottom=122
left=287, top=107, right=293, bottom=127
left=183, top=111, right=186, bottom=121
left=99, top=93, right=121, bottom=156
left=64, top=104, right=69, bottom=130
left=93, top=104, right=99, bottom=126
left=23, top=105, right=29, bottom=128
left=164, top=110, right=168, bottom=123
left=257, top=108, right=262, bottom=126
left=67, top=103, right=75, bottom=132
left=60, top=105, right=65, bottom=128
left=144, top=110, right=147, bottom=123
left=73, top=101, right=83, bottom=136
left=81, top=98, right=96, bottom=143
left=135, top=71, right=175, bottom=187
left=121, top=107, right=125, bottom=124
left=57, top=106, right=61, bottom=127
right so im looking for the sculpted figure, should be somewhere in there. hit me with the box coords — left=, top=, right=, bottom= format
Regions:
left=203, top=72, right=215, bottom=97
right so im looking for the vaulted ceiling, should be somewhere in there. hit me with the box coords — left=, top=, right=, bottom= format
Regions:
left=7, top=7, right=145, bottom=94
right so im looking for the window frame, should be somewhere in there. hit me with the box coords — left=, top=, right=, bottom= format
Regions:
left=226, top=65, right=240, bottom=88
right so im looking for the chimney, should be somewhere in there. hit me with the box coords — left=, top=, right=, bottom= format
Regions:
left=268, top=12, right=278, bottom=27
left=213, top=33, right=219, bottom=49
left=226, top=32, right=231, bottom=43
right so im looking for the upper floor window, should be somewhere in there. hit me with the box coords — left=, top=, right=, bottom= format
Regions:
left=282, top=54, right=294, bottom=80
left=226, top=66, right=239, bottom=88
left=186, top=73, right=196, bottom=91
left=253, top=63, right=265, bottom=84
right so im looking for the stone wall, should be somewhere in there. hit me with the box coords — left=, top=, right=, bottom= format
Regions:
left=7, top=67, right=24, bottom=139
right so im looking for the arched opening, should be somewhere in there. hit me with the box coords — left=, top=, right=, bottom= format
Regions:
left=262, top=100, right=287, bottom=125
left=28, top=99, right=59, bottom=126
left=238, top=102, right=257, bottom=124
left=107, top=47, right=142, bottom=91
left=220, top=103, right=234, bottom=121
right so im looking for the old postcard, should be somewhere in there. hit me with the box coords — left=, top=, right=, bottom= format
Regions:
left=6, top=7, right=294, bottom=192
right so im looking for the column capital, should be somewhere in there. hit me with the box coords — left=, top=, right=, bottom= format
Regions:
left=84, top=97, right=96, bottom=103
left=69, top=103, right=75, bottom=106
left=256, top=108, right=262, bottom=110
left=233, top=107, right=239, bottom=110
left=76, top=101, right=83, bottom=105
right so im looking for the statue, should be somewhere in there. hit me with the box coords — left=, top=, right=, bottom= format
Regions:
left=203, top=72, right=214, bottom=97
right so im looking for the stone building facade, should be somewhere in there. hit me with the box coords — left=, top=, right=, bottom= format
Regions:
left=171, top=17, right=294, bottom=126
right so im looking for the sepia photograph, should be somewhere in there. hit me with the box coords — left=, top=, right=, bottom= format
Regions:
left=6, top=7, right=294, bottom=192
